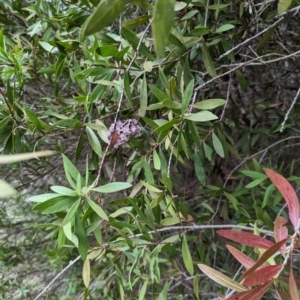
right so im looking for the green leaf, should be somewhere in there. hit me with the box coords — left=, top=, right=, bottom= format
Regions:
left=62, top=154, right=82, bottom=189
left=0, top=179, right=17, bottom=198
left=152, top=0, right=175, bottom=58
left=215, top=24, right=235, bottom=33
left=203, top=142, right=213, bottom=161
left=278, top=0, right=293, bottom=14
left=81, top=0, right=130, bottom=40
left=160, top=217, right=181, bottom=226
left=181, top=79, right=194, bottom=113
left=153, top=149, right=161, bottom=171
left=202, top=40, right=217, bottom=77
left=149, top=84, right=169, bottom=102
left=93, top=182, right=132, bottom=193
left=182, top=235, right=194, bottom=275
left=43, top=197, right=77, bottom=214
left=193, top=99, right=226, bottom=110
left=240, top=170, right=267, bottom=179
left=122, top=27, right=155, bottom=60
left=194, top=149, right=206, bottom=185
left=138, top=73, right=148, bottom=117
left=245, top=178, right=267, bottom=188
left=212, top=132, right=224, bottom=158
left=75, top=212, right=88, bottom=260
left=63, top=199, right=81, bottom=225
left=82, top=259, right=91, bottom=288
left=184, top=111, right=218, bottom=122
left=86, top=197, right=109, bottom=221
left=50, top=186, right=78, bottom=196
left=86, top=126, right=102, bottom=157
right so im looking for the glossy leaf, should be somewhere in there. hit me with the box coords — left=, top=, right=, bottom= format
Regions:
left=273, top=216, right=288, bottom=253
left=183, top=111, right=218, bottom=122
left=264, top=168, right=300, bottom=229
left=86, top=197, right=109, bottom=221
left=86, top=127, right=102, bottom=157
left=82, top=258, right=91, bottom=288
left=93, top=182, right=132, bottom=193
left=182, top=235, right=194, bottom=275
left=243, top=238, right=288, bottom=277
left=243, top=264, right=282, bottom=286
left=202, top=40, right=216, bottom=77
left=75, top=212, right=88, bottom=260
left=193, top=99, right=225, bottom=110
left=212, top=132, right=224, bottom=158
left=152, top=0, right=175, bottom=58
left=226, top=245, right=256, bottom=270
left=81, top=0, right=130, bottom=39
left=198, top=264, right=248, bottom=292
left=226, top=281, right=272, bottom=300
left=139, top=73, right=148, bottom=117
left=217, top=230, right=274, bottom=249
left=181, top=79, right=194, bottom=113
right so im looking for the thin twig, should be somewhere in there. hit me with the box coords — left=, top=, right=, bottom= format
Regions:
left=280, top=87, right=300, bottom=132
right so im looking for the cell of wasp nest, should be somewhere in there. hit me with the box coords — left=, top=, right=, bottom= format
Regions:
left=107, top=119, right=143, bottom=149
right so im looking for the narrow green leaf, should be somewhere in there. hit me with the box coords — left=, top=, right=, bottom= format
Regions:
left=122, top=27, right=155, bottom=60
left=193, top=99, right=225, bottom=110
left=194, top=149, right=206, bottom=185
left=43, top=197, right=76, bottom=214
left=162, top=170, right=172, bottom=192
left=245, top=178, right=267, bottom=188
left=86, top=127, right=102, bottom=157
left=212, top=132, right=224, bottom=158
left=138, top=279, right=148, bottom=300
left=240, top=170, right=267, bottom=179
left=181, top=79, right=194, bottom=113
left=81, top=0, right=130, bottom=40
left=203, top=142, right=213, bottom=161
left=202, top=40, right=217, bottom=77
left=63, top=199, right=81, bottom=226
left=86, top=197, right=109, bottom=221
left=184, top=111, right=218, bottom=122
left=160, top=217, right=181, bottom=226
left=50, top=186, right=78, bottom=196
left=149, top=84, right=169, bottom=102
left=75, top=212, right=88, bottom=260
left=157, top=281, right=171, bottom=300
left=139, top=73, right=147, bottom=117
left=262, top=184, right=275, bottom=208
left=215, top=24, right=235, bottom=33
left=182, top=235, right=194, bottom=275
left=82, top=259, right=91, bottom=288
left=153, top=149, right=161, bottom=170
left=152, top=0, right=175, bottom=58
left=93, top=182, right=132, bottom=193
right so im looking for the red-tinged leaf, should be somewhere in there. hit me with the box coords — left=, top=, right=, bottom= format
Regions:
left=198, top=264, right=248, bottom=292
left=243, top=264, right=282, bottom=286
left=226, top=281, right=273, bottom=300
left=226, top=245, right=256, bottom=270
left=274, top=216, right=288, bottom=253
left=264, top=168, right=300, bottom=229
left=243, top=238, right=288, bottom=277
left=289, top=260, right=299, bottom=300
left=217, top=230, right=274, bottom=249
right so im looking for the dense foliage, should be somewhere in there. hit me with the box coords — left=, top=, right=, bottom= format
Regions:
left=1, top=0, right=300, bottom=299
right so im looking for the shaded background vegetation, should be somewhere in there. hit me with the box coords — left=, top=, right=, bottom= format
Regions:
left=1, top=0, right=300, bottom=299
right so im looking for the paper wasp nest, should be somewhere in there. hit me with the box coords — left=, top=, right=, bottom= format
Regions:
left=107, top=119, right=143, bottom=149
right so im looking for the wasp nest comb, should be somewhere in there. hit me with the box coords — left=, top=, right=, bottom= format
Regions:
left=107, top=119, right=143, bottom=149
